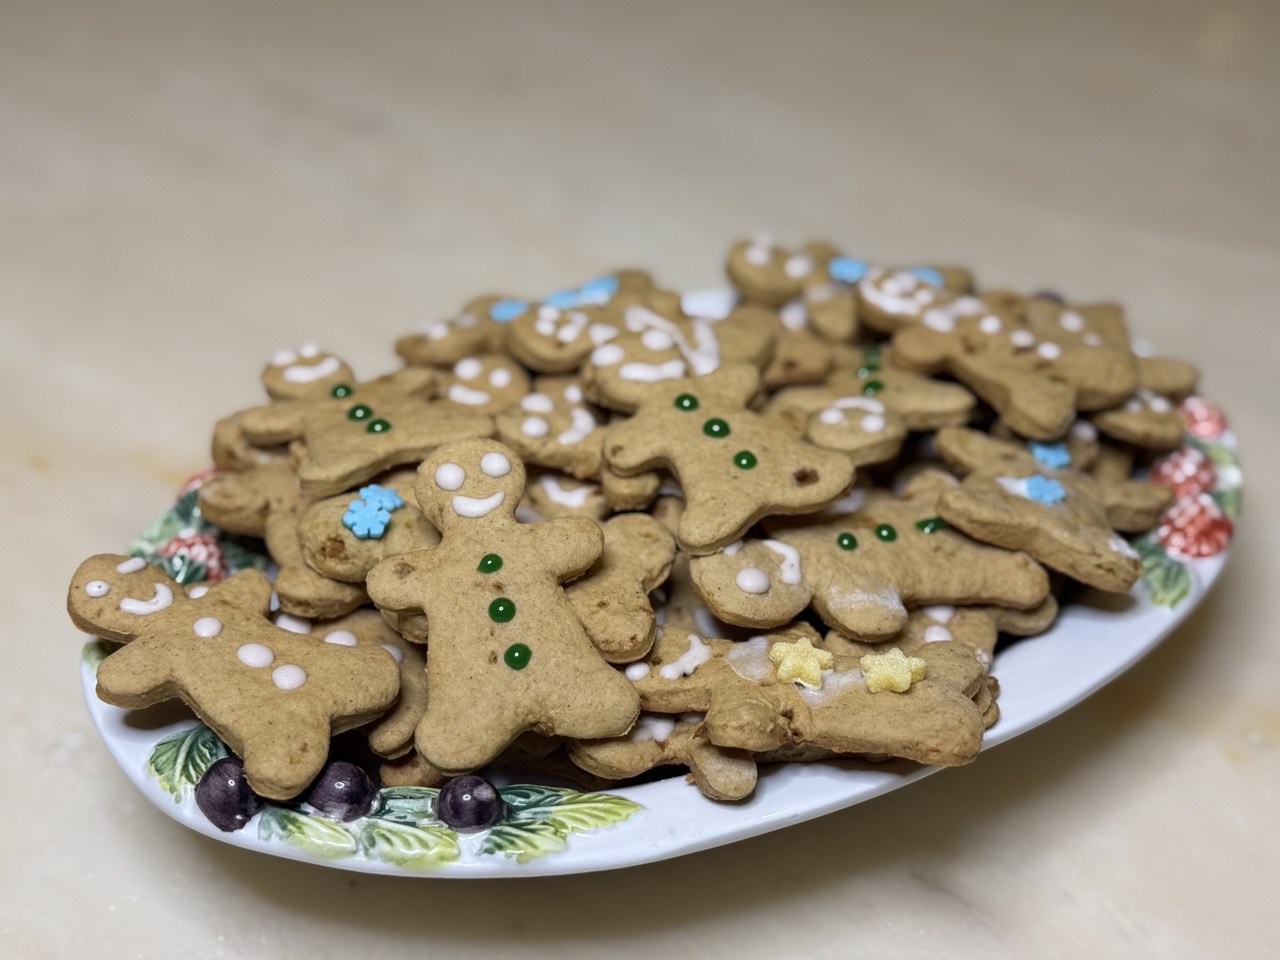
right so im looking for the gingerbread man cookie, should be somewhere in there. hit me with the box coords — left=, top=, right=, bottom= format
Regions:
left=365, top=439, right=640, bottom=772
left=494, top=376, right=605, bottom=480
left=70, top=556, right=399, bottom=799
left=395, top=295, right=508, bottom=368
left=436, top=354, right=530, bottom=416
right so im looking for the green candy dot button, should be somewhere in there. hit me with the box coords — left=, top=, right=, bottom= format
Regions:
left=674, top=393, right=699, bottom=411
left=489, top=597, right=516, bottom=623
left=477, top=553, right=503, bottom=573
left=861, top=380, right=884, bottom=396
left=874, top=523, right=897, bottom=542
left=503, top=642, right=532, bottom=670
left=331, top=383, right=353, bottom=398
left=703, top=418, right=730, bottom=438
left=914, top=517, right=947, bottom=534
left=733, top=450, right=757, bottom=470
left=836, top=531, right=858, bottom=551
left=366, top=419, right=392, bottom=433
left=347, top=403, right=373, bottom=421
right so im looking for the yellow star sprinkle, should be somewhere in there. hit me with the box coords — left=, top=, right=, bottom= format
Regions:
left=768, top=637, right=835, bottom=687
left=860, top=647, right=927, bottom=693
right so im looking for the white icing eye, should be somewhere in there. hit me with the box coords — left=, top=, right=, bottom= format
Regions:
left=784, top=254, right=813, bottom=278
left=489, top=367, right=512, bottom=388
left=236, top=643, right=274, bottom=668
left=744, top=244, right=771, bottom=266
left=641, top=329, right=674, bottom=351
left=300, top=343, right=320, bottom=358
left=564, top=384, right=584, bottom=403
left=591, top=344, right=625, bottom=367
left=860, top=414, right=887, bottom=433
left=271, top=664, right=307, bottom=689
left=85, top=580, right=110, bottom=598
left=323, top=630, right=358, bottom=646
left=454, top=357, right=483, bottom=380
left=426, top=322, right=449, bottom=341
left=537, top=305, right=561, bottom=322
left=736, top=568, right=771, bottom=594
left=481, top=452, right=511, bottom=477
left=1037, top=342, right=1063, bottom=360
left=270, top=348, right=298, bottom=366
left=1009, top=329, right=1036, bottom=349
left=521, top=393, right=554, bottom=413
left=187, top=584, right=209, bottom=599
left=979, top=315, right=1003, bottom=334
left=193, top=617, right=222, bottom=638
left=779, top=302, right=807, bottom=330
left=521, top=416, right=550, bottom=437
left=435, top=462, right=466, bottom=490
left=1059, top=311, right=1085, bottom=332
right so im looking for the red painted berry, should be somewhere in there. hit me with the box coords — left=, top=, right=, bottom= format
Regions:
left=1156, top=493, right=1233, bottom=558
left=1178, top=395, right=1227, bottom=440
left=1149, top=447, right=1216, bottom=498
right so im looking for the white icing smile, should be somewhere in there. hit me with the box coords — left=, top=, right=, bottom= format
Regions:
left=282, top=355, right=341, bottom=383
left=452, top=490, right=505, bottom=518
left=119, top=583, right=174, bottom=616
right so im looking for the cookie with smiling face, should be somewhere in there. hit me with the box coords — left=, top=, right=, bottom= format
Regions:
left=494, top=376, right=606, bottom=480
left=436, top=354, right=530, bottom=416
left=365, top=439, right=639, bottom=773
left=598, top=364, right=855, bottom=554
left=68, top=555, right=400, bottom=800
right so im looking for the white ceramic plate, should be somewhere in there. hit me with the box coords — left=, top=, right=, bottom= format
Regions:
left=79, top=290, right=1242, bottom=878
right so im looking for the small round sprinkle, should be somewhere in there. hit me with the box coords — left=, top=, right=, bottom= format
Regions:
left=674, top=393, right=699, bottom=412
left=347, top=403, right=373, bottom=421
left=875, top=524, right=898, bottom=542
left=733, top=450, right=758, bottom=470
left=489, top=597, right=516, bottom=623
left=365, top=419, right=392, bottom=433
left=703, top=418, right=730, bottom=438
left=330, top=383, right=353, bottom=398
left=836, top=532, right=858, bottom=551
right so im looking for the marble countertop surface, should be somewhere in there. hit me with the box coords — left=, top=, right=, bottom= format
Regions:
left=3, top=1, right=1276, bottom=957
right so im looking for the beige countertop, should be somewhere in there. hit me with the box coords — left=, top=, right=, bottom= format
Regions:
left=3, top=1, right=1276, bottom=957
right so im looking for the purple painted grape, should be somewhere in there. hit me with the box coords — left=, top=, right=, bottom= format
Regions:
left=195, top=757, right=263, bottom=832
left=436, top=775, right=503, bottom=832
left=303, top=761, right=376, bottom=821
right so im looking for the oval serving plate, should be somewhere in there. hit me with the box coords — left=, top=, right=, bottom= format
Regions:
left=79, top=290, right=1242, bottom=878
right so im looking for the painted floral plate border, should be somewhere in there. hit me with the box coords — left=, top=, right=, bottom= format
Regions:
left=79, top=290, right=1241, bottom=878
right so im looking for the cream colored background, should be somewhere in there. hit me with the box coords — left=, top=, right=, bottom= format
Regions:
left=3, top=1, right=1277, bottom=957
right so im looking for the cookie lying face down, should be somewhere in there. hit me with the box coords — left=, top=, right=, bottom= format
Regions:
left=688, top=482, right=1050, bottom=641
left=366, top=439, right=640, bottom=774
left=69, top=556, right=400, bottom=800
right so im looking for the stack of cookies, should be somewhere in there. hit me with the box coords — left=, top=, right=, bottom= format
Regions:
left=68, top=236, right=1204, bottom=811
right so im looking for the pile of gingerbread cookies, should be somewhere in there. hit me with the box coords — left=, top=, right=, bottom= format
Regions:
left=68, top=236, right=1200, bottom=805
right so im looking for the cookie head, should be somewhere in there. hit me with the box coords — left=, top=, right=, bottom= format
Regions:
left=261, top=345, right=354, bottom=401
left=439, top=354, right=530, bottom=415
left=67, top=554, right=187, bottom=642
left=415, top=438, right=526, bottom=531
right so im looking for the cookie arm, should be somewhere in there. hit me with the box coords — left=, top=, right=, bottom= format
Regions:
left=366, top=550, right=437, bottom=614
left=237, top=401, right=308, bottom=446
left=538, top=517, right=605, bottom=582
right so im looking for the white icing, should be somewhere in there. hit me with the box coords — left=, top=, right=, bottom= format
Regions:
left=591, top=343, right=625, bottom=367
left=976, top=649, right=992, bottom=670
left=816, top=395, right=886, bottom=426
left=761, top=540, right=802, bottom=584
left=630, top=714, right=677, bottom=744
left=435, top=463, right=465, bottom=491
left=692, top=605, right=722, bottom=640
left=187, top=584, right=209, bottom=599
left=448, top=383, right=491, bottom=406
left=1009, top=329, right=1036, bottom=349
left=426, top=322, right=449, bottom=341
left=119, top=583, right=174, bottom=616
left=192, top=617, right=222, bottom=638
left=454, top=357, right=483, bottom=380
left=624, top=662, right=651, bottom=681
left=452, top=491, right=505, bottom=518
left=1109, top=534, right=1140, bottom=560
left=641, top=328, right=674, bottom=351
left=923, top=624, right=953, bottom=643
left=979, top=315, right=1003, bottom=334
left=829, top=488, right=867, bottom=514
left=623, top=307, right=721, bottom=376
left=744, top=244, right=771, bottom=266
left=116, top=557, right=147, bottom=574
left=489, top=367, right=512, bottom=388
left=922, top=307, right=955, bottom=332
left=521, top=392, right=554, bottom=413
left=1071, top=420, right=1098, bottom=442
left=619, top=358, right=686, bottom=382
left=722, top=540, right=743, bottom=555
left=588, top=324, right=618, bottom=346
left=1124, top=399, right=1143, bottom=414
left=922, top=605, right=955, bottom=622
left=1037, top=341, right=1063, bottom=360
left=557, top=407, right=596, bottom=445
left=537, top=475, right=593, bottom=508
left=797, top=668, right=863, bottom=705
left=563, top=384, right=584, bottom=403
left=537, top=305, right=560, bottom=322
left=658, top=634, right=712, bottom=680
left=858, top=268, right=939, bottom=317
left=521, top=416, right=550, bottom=438
left=300, top=343, right=319, bottom=358
left=236, top=643, right=274, bottom=668
left=480, top=452, right=511, bottom=477
left=779, top=301, right=808, bottom=331
left=830, top=584, right=906, bottom=619
left=269, top=592, right=281, bottom=612
left=997, top=475, right=1031, bottom=498
left=861, top=413, right=887, bottom=432
left=283, top=355, right=341, bottom=383
left=784, top=254, right=813, bottom=279
left=382, top=643, right=405, bottom=663
left=271, top=664, right=307, bottom=690
left=736, top=567, right=771, bottom=594
left=84, top=580, right=110, bottom=598
left=270, top=348, right=296, bottom=366
left=557, top=312, right=590, bottom=344
left=514, top=504, right=542, bottom=523
left=724, top=636, right=772, bottom=682
left=1059, top=310, right=1085, bottom=332
left=323, top=629, right=358, bottom=646
left=274, top=613, right=312, bottom=635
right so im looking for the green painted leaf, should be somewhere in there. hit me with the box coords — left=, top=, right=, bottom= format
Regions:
left=81, top=638, right=116, bottom=671
left=257, top=807, right=358, bottom=859
left=1212, top=487, right=1242, bottom=519
left=357, top=819, right=459, bottom=869
left=498, top=784, right=576, bottom=811
left=1189, top=437, right=1238, bottom=468
left=1135, top=538, right=1193, bottom=608
left=479, top=819, right=567, bottom=863
left=147, top=724, right=227, bottom=801
left=513, top=792, right=642, bottom=835
left=370, top=786, right=440, bottom=824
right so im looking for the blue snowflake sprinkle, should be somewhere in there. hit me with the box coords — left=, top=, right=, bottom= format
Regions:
left=907, top=265, right=944, bottom=287
left=357, top=484, right=404, bottom=511
left=343, top=499, right=392, bottom=539
left=489, top=298, right=529, bottom=322
left=1029, top=441, right=1072, bottom=469
left=1025, top=474, right=1066, bottom=504
left=543, top=288, right=581, bottom=308
left=827, top=256, right=869, bottom=284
